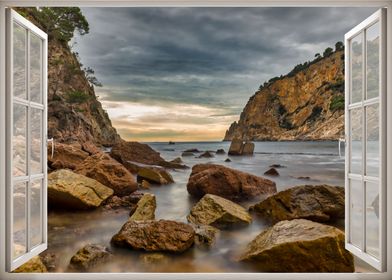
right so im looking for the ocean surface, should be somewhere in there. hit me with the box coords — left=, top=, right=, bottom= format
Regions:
left=45, top=141, right=375, bottom=273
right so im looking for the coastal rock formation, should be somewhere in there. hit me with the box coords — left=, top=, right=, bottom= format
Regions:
left=68, top=244, right=112, bottom=272
left=137, top=166, right=174, bottom=185
left=48, top=169, right=113, bottom=210
left=250, top=185, right=345, bottom=223
left=129, top=193, right=156, bottom=221
left=187, top=194, right=252, bottom=228
left=187, top=164, right=276, bottom=201
left=75, top=152, right=138, bottom=196
left=224, top=50, right=345, bottom=141
left=13, top=256, right=48, bottom=273
left=228, top=139, right=255, bottom=155
left=264, top=168, right=279, bottom=176
left=197, top=151, right=214, bottom=158
left=48, top=142, right=89, bottom=170
left=239, top=219, right=354, bottom=272
left=111, top=220, right=195, bottom=253
left=191, top=224, right=220, bottom=248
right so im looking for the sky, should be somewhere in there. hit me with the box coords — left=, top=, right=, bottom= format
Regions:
left=73, top=7, right=377, bottom=142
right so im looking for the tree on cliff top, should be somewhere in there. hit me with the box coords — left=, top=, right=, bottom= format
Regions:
left=18, top=7, right=89, bottom=43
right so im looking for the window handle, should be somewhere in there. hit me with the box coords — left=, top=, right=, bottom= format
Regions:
left=338, top=137, right=345, bottom=158
left=47, top=138, right=54, bottom=159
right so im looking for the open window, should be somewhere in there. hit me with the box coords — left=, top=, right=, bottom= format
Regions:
left=5, top=9, right=48, bottom=271
left=345, top=8, right=387, bottom=272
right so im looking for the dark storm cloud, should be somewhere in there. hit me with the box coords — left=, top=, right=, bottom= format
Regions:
left=73, top=7, right=377, bottom=113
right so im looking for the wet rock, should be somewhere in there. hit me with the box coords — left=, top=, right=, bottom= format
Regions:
left=264, top=168, right=279, bottom=176
left=48, top=169, right=113, bottom=210
left=129, top=193, right=156, bottom=221
left=269, top=164, right=286, bottom=168
left=250, top=185, right=345, bottom=223
left=242, top=141, right=255, bottom=155
left=238, top=219, right=354, bottom=272
left=224, top=158, right=231, bottom=162
left=75, top=152, right=137, bottom=196
left=187, top=164, right=276, bottom=201
left=139, top=253, right=169, bottom=265
left=184, top=148, right=200, bottom=153
left=103, top=192, right=143, bottom=210
left=48, top=142, right=89, bottom=170
left=182, top=151, right=194, bottom=157
left=137, top=166, right=174, bottom=185
left=197, top=151, right=214, bottom=158
left=297, top=176, right=311, bottom=180
left=228, top=139, right=244, bottom=155
left=187, top=194, right=252, bottom=228
left=216, top=149, right=226, bottom=154
left=191, top=224, right=220, bottom=248
left=170, top=157, right=183, bottom=164
left=111, top=220, right=195, bottom=253
left=13, top=256, right=48, bottom=273
left=140, top=180, right=151, bottom=189
left=68, top=244, right=112, bottom=272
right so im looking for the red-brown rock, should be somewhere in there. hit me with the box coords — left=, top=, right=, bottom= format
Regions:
left=48, top=142, right=89, bottom=170
left=187, top=164, right=277, bottom=201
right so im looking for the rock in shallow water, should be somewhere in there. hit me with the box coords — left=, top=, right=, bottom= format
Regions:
left=137, top=166, right=174, bottom=185
left=68, top=244, right=112, bottom=272
left=13, top=256, right=48, bottom=273
left=129, top=193, right=156, bottom=221
left=191, top=224, right=220, bottom=248
left=75, top=152, right=138, bottom=196
left=197, top=151, right=214, bottom=158
left=264, top=167, right=279, bottom=176
left=187, top=164, right=276, bottom=201
left=111, top=220, right=195, bottom=253
left=187, top=194, right=252, bottom=228
left=48, top=169, right=113, bottom=210
left=239, top=219, right=354, bottom=272
left=250, top=184, right=345, bottom=223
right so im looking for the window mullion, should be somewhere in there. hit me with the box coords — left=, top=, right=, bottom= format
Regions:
left=26, top=29, right=31, bottom=253
left=361, top=29, right=367, bottom=254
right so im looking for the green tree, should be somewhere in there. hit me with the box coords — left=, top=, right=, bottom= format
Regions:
left=314, top=53, right=321, bottom=59
left=323, top=47, right=334, bottom=57
left=335, top=41, right=344, bottom=51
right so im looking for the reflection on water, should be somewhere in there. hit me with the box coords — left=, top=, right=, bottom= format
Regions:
left=45, top=141, right=375, bottom=272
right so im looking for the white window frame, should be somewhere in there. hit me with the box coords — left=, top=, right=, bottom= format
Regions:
left=0, top=1, right=391, bottom=280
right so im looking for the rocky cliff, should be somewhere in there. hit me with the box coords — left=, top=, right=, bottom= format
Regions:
left=18, top=8, right=121, bottom=147
left=224, top=50, right=345, bottom=141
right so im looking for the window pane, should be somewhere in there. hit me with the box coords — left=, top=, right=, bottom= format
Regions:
left=13, top=23, right=27, bottom=100
left=350, top=108, right=362, bottom=174
left=13, top=104, right=27, bottom=177
left=366, top=181, right=380, bottom=259
left=30, top=33, right=42, bottom=103
left=351, top=32, right=363, bottom=104
left=31, top=179, right=42, bottom=248
left=350, top=179, right=363, bottom=249
left=31, top=108, right=42, bottom=174
left=13, top=181, right=27, bottom=260
left=366, top=104, right=379, bottom=177
left=366, top=22, right=380, bottom=100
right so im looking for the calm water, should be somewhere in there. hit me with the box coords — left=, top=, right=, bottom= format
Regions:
left=45, top=141, right=374, bottom=272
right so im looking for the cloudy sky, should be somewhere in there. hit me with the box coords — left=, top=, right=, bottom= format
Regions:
left=73, top=7, right=376, bottom=142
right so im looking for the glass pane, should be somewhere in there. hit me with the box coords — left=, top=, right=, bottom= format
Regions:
left=350, top=108, right=362, bottom=174
left=13, top=104, right=27, bottom=177
left=350, top=179, right=363, bottom=249
left=366, top=181, right=380, bottom=259
left=30, top=33, right=42, bottom=103
left=351, top=32, right=363, bottom=104
left=31, top=179, right=42, bottom=248
left=13, top=181, right=27, bottom=260
left=366, top=104, right=379, bottom=177
left=13, top=23, right=27, bottom=100
left=31, top=108, right=42, bottom=174
left=366, top=22, right=380, bottom=100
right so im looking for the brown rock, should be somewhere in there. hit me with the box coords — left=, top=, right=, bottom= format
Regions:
left=184, top=148, right=200, bottom=153
left=81, top=141, right=101, bottom=155
left=111, top=220, right=195, bottom=253
left=270, top=164, right=286, bottom=168
left=238, top=219, right=354, bottom=272
left=103, top=192, right=143, bottom=210
left=250, top=185, right=345, bottom=223
left=224, top=158, right=231, bottom=162
left=13, top=256, right=47, bottom=273
left=197, top=151, right=214, bottom=158
left=170, top=157, right=183, bottom=164
left=187, top=164, right=276, bottom=201
left=191, top=224, right=220, bottom=248
left=68, top=244, right=112, bottom=272
left=228, top=138, right=244, bottom=155
left=129, top=193, right=156, bottom=221
left=137, top=166, right=174, bottom=185
left=48, top=142, right=89, bottom=170
left=264, top=168, right=279, bottom=176
left=140, top=180, right=151, bottom=189
left=216, top=149, right=226, bottom=154
left=75, top=152, right=137, bottom=196
left=242, top=141, right=255, bottom=155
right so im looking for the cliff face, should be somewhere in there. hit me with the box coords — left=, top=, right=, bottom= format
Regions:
left=224, top=51, right=345, bottom=141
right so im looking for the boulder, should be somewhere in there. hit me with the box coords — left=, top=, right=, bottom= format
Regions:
left=184, top=148, right=200, bottom=153
left=264, top=168, right=279, bottom=176
left=269, top=164, right=286, bottom=168
left=48, top=142, right=89, bottom=170
left=242, top=141, right=255, bottom=155
left=197, top=151, right=214, bottom=158
left=140, top=180, right=151, bottom=189
left=48, top=169, right=113, bottom=210
left=224, top=158, right=231, bottom=162
left=39, top=252, right=58, bottom=272
left=13, top=256, right=47, bottom=273
left=238, top=219, right=354, bottom=272
left=216, top=149, right=226, bottom=154
left=228, top=139, right=244, bottom=155
left=137, top=166, right=174, bottom=185
left=191, top=224, right=220, bottom=248
left=250, top=185, right=345, bottom=223
left=75, top=152, right=137, bottom=196
left=81, top=141, right=101, bottom=155
left=129, top=193, right=156, bottom=221
left=111, top=220, right=195, bottom=253
left=102, top=191, right=143, bottom=210
left=187, top=164, right=276, bottom=201
left=170, top=157, right=183, bottom=164
left=68, top=244, right=112, bottom=272
left=187, top=194, right=252, bottom=228
left=182, top=151, right=194, bottom=157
